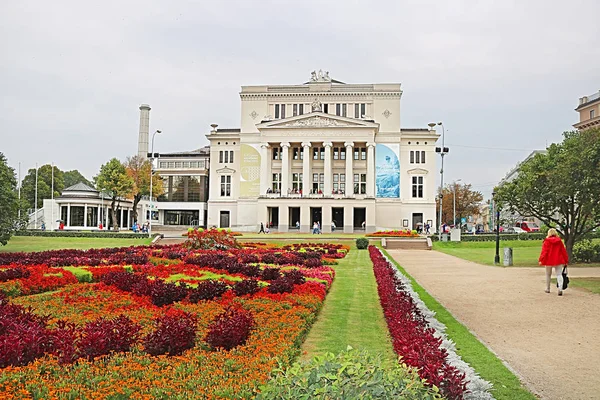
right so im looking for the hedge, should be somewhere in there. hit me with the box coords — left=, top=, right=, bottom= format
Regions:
left=15, top=231, right=159, bottom=239
left=431, top=232, right=546, bottom=242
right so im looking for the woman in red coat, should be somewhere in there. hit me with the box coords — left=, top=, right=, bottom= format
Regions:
left=538, top=228, right=569, bottom=296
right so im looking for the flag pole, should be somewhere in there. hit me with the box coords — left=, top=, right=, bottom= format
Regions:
left=34, top=163, right=38, bottom=229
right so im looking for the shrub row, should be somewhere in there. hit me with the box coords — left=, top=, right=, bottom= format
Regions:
left=0, top=246, right=150, bottom=267
left=15, top=230, right=157, bottom=239
left=369, top=246, right=467, bottom=399
left=431, top=232, right=546, bottom=242
left=573, top=240, right=600, bottom=263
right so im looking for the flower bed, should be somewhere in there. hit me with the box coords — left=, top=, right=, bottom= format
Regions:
left=0, top=237, right=338, bottom=398
left=369, top=246, right=494, bottom=400
left=366, top=229, right=420, bottom=237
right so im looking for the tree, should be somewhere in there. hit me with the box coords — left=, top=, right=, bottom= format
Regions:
left=495, top=128, right=600, bottom=260
left=437, top=182, right=484, bottom=226
left=124, top=155, right=164, bottom=223
left=95, top=158, right=134, bottom=230
left=0, top=153, right=27, bottom=245
left=20, top=164, right=65, bottom=210
left=63, top=169, right=93, bottom=188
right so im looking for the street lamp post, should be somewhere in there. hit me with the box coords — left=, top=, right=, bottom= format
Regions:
left=453, top=179, right=462, bottom=229
left=492, top=191, right=500, bottom=264
left=149, top=130, right=162, bottom=238
left=430, top=122, right=449, bottom=240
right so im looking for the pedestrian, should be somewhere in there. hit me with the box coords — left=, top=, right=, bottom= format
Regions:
left=317, top=221, right=321, bottom=234
left=258, top=222, right=265, bottom=234
left=331, top=221, right=336, bottom=232
left=425, top=223, right=430, bottom=234
left=312, top=221, right=318, bottom=234
left=538, top=228, right=569, bottom=296
left=41, top=222, right=46, bottom=231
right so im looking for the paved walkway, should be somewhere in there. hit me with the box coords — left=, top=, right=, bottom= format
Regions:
left=386, top=250, right=600, bottom=400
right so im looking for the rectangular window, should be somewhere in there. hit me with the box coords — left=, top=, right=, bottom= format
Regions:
left=319, top=173, right=324, bottom=182
left=292, top=173, right=303, bottom=191
left=275, top=104, right=280, bottom=119
left=219, top=151, right=223, bottom=163
left=592, top=109, right=596, bottom=119
left=313, top=147, right=319, bottom=160
left=224, top=151, right=229, bottom=163
left=293, top=104, right=298, bottom=116
left=183, top=161, right=190, bottom=168
left=168, top=162, right=174, bottom=168
left=410, top=151, right=414, bottom=164
left=273, top=147, right=281, bottom=160
left=355, top=103, right=359, bottom=118
left=323, top=103, right=329, bottom=113
left=336, top=104, right=341, bottom=116
left=220, top=175, right=231, bottom=197
left=342, top=104, right=347, bottom=117
left=313, top=173, right=318, bottom=182
left=361, top=148, right=366, bottom=160
left=174, top=162, right=181, bottom=168
left=281, top=104, right=286, bottom=119
left=340, top=148, right=346, bottom=160
left=412, top=176, right=424, bottom=198
left=354, top=148, right=359, bottom=160
left=159, top=162, right=167, bottom=168
left=320, top=147, right=325, bottom=160
left=415, top=151, right=420, bottom=163
left=333, top=147, right=339, bottom=160
left=230, top=151, right=234, bottom=163
left=272, top=173, right=281, bottom=192
left=300, top=147, right=304, bottom=160
left=421, top=151, right=425, bottom=163
left=293, top=147, right=299, bottom=160
left=354, top=174, right=367, bottom=194
left=355, top=103, right=366, bottom=118
left=299, top=104, right=304, bottom=115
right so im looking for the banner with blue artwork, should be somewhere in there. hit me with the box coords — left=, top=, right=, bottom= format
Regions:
left=376, top=144, right=400, bottom=198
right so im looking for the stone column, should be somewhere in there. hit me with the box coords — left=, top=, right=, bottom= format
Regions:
left=259, top=143, right=269, bottom=196
left=323, top=142, right=333, bottom=195
left=280, top=142, right=290, bottom=196
left=344, top=142, right=354, bottom=197
left=344, top=205, right=354, bottom=233
left=120, top=208, right=124, bottom=230
left=97, top=205, right=101, bottom=227
left=66, top=203, right=71, bottom=227
left=301, top=142, right=311, bottom=195
left=322, top=205, right=332, bottom=233
left=367, top=142, right=376, bottom=197
left=300, top=205, right=311, bottom=233
left=279, top=205, right=289, bottom=232
left=84, top=204, right=88, bottom=227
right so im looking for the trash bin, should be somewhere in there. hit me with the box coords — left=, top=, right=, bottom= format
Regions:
left=503, top=247, right=513, bottom=266
left=441, top=233, right=449, bottom=242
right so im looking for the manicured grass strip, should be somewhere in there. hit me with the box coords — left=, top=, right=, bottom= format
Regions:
left=61, top=267, right=93, bottom=283
left=301, top=244, right=396, bottom=363
left=433, top=239, right=600, bottom=268
left=166, top=272, right=243, bottom=283
left=379, top=247, right=536, bottom=400
left=0, top=237, right=153, bottom=253
left=552, top=277, right=600, bottom=294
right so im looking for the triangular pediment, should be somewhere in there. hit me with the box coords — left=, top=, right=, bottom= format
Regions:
left=407, top=168, right=429, bottom=175
left=256, top=112, right=379, bottom=129
left=216, top=167, right=236, bottom=174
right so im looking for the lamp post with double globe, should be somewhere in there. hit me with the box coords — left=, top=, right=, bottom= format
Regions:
left=492, top=190, right=500, bottom=264
left=430, top=122, right=449, bottom=240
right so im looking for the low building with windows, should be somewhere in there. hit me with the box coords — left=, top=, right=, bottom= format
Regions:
left=574, top=90, right=600, bottom=130
left=206, top=71, right=440, bottom=233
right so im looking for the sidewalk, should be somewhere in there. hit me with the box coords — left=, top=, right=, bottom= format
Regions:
left=386, top=250, right=600, bottom=400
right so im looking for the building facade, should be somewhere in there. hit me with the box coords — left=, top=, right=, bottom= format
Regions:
left=206, top=72, right=440, bottom=233
left=574, top=90, right=600, bottom=130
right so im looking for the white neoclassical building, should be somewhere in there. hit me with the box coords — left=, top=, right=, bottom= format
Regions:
left=206, top=71, right=440, bottom=233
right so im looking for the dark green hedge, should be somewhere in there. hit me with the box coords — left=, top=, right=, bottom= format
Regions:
left=15, top=230, right=159, bottom=239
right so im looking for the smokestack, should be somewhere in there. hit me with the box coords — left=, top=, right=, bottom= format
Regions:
left=138, top=104, right=151, bottom=158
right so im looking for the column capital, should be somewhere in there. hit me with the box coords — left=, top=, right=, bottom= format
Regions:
left=323, top=142, right=333, bottom=148
left=301, top=141, right=312, bottom=148
left=367, top=142, right=376, bottom=148
left=344, top=141, right=354, bottom=148
left=260, top=142, right=270, bottom=149
left=280, top=142, right=291, bottom=148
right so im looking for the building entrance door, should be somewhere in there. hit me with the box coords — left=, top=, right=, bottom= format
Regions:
left=220, top=211, right=230, bottom=228
left=332, top=207, right=344, bottom=231
left=310, top=207, right=322, bottom=227
left=267, top=207, right=279, bottom=228
left=412, top=213, right=423, bottom=231
left=354, top=207, right=366, bottom=230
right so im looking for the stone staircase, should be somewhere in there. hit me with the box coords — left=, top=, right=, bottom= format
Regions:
left=381, top=238, right=431, bottom=250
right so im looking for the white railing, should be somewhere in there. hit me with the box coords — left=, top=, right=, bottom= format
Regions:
left=27, top=208, right=44, bottom=229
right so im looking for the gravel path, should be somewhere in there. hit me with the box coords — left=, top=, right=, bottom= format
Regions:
left=386, top=250, right=600, bottom=400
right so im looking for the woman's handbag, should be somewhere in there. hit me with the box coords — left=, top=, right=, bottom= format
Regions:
left=559, top=266, right=570, bottom=290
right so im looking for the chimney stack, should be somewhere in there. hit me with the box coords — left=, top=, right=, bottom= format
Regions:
left=138, top=104, right=151, bottom=158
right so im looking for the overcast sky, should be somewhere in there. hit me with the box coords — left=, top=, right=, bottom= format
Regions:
left=1, top=0, right=599, bottom=198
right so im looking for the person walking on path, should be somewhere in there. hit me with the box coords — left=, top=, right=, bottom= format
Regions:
left=539, top=228, right=569, bottom=296
left=258, top=222, right=265, bottom=234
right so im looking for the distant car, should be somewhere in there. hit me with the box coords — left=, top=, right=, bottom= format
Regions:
left=516, top=221, right=540, bottom=232
left=512, top=227, right=526, bottom=234
left=503, top=226, right=525, bottom=234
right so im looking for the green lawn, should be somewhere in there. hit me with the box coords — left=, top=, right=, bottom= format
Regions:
left=240, top=232, right=364, bottom=240
left=553, top=277, right=600, bottom=294
left=380, top=248, right=536, bottom=400
left=293, top=242, right=395, bottom=363
left=433, top=239, right=600, bottom=267
left=0, top=236, right=153, bottom=252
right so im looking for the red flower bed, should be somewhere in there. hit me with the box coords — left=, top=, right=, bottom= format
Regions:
left=369, top=246, right=466, bottom=399
left=366, top=230, right=420, bottom=237
left=0, top=265, right=78, bottom=297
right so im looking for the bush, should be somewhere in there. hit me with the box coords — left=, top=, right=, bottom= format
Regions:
left=145, top=280, right=189, bottom=307
left=204, top=306, right=254, bottom=350
left=572, top=239, right=600, bottom=263
left=144, top=310, right=198, bottom=356
left=15, top=230, right=156, bottom=239
left=257, top=348, right=441, bottom=399
left=283, top=270, right=306, bottom=285
left=188, top=280, right=229, bottom=303
left=78, top=315, right=142, bottom=360
left=260, top=267, right=281, bottom=281
left=355, top=237, right=369, bottom=249
left=232, top=279, right=260, bottom=296
left=268, top=277, right=295, bottom=294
